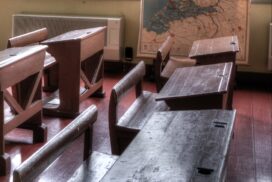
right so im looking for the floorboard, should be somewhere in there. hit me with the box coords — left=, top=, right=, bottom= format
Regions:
left=227, top=90, right=256, bottom=182
left=0, top=74, right=271, bottom=182
left=252, top=91, right=272, bottom=182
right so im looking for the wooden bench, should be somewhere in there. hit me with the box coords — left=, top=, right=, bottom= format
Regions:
left=13, top=105, right=118, bottom=182
left=7, top=28, right=58, bottom=92
left=154, top=36, right=196, bottom=91
left=109, top=61, right=168, bottom=155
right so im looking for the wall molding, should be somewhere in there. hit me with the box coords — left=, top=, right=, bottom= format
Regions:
left=251, top=0, right=272, bottom=4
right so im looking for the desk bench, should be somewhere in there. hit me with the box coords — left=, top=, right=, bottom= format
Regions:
left=0, top=45, right=47, bottom=175
left=156, top=62, right=234, bottom=110
left=189, top=36, right=239, bottom=109
left=41, top=27, right=106, bottom=118
left=102, top=109, right=236, bottom=182
left=7, top=28, right=58, bottom=92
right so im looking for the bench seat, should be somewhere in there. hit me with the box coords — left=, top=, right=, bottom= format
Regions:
left=44, top=52, right=57, bottom=69
left=117, top=91, right=168, bottom=131
left=161, top=56, right=196, bottom=78
left=109, top=61, right=168, bottom=155
left=13, top=105, right=117, bottom=182
left=68, top=151, right=118, bottom=182
left=154, top=36, right=196, bottom=91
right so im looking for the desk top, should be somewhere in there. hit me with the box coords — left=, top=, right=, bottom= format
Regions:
left=156, top=62, right=232, bottom=101
left=189, top=36, right=239, bottom=58
left=42, top=27, right=106, bottom=44
left=0, top=45, right=47, bottom=90
left=101, top=109, right=236, bottom=182
left=0, top=45, right=47, bottom=69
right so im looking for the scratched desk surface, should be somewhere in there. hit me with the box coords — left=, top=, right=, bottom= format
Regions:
left=157, top=62, right=232, bottom=100
left=0, top=46, right=46, bottom=68
left=102, top=110, right=236, bottom=182
left=189, top=36, right=239, bottom=58
left=42, top=27, right=105, bottom=44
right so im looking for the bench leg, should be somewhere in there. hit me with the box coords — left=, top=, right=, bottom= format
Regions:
left=43, top=65, right=58, bottom=92
left=84, top=127, right=92, bottom=160
left=0, top=92, right=11, bottom=175
left=0, top=125, right=10, bottom=176
left=0, top=154, right=10, bottom=176
left=32, top=123, right=47, bottom=143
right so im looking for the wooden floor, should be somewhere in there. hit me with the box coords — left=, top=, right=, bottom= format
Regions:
left=0, top=73, right=271, bottom=182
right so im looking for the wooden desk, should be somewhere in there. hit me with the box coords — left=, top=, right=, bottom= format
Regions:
left=0, top=46, right=47, bottom=175
left=101, top=110, right=236, bottom=182
left=189, top=36, right=238, bottom=108
left=156, top=62, right=233, bottom=110
left=189, top=36, right=239, bottom=65
left=41, top=27, right=106, bottom=118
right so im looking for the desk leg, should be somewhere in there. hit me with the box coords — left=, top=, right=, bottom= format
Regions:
left=43, top=64, right=59, bottom=92
left=20, top=112, right=47, bottom=143
left=82, top=50, right=105, bottom=98
left=59, top=43, right=81, bottom=117
left=226, top=62, right=236, bottom=110
left=43, top=43, right=81, bottom=118
left=0, top=92, right=10, bottom=175
left=16, top=74, right=47, bottom=142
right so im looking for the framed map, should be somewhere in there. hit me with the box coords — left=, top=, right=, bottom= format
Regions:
left=137, top=0, right=250, bottom=64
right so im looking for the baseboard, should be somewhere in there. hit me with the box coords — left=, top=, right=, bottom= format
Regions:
left=104, top=61, right=123, bottom=73
left=236, top=71, right=272, bottom=90
left=104, top=61, right=155, bottom=81
left=122, top=62, right=155, bottom=81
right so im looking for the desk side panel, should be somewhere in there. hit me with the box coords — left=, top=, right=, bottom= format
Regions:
left=80, top=30, right=105, bottom=61
left=0, top=51, right=45, bottom=90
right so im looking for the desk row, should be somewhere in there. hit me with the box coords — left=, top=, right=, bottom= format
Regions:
left=0, top=27, right=106, bottom=175
left=0, top=28, right=238, bottom=179
left=12, top=60, right=236, bottom=182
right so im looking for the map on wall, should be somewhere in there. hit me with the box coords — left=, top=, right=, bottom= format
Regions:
left=137, top=0, right=250, bottom=64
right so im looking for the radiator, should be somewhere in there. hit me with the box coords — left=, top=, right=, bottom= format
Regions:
left=12, top=14, right=124, bottom=62
left=269, top=23, right=272, bottom=70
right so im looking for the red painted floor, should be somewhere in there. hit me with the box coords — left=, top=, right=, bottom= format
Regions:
left=0, top=73, right=271, bottom=182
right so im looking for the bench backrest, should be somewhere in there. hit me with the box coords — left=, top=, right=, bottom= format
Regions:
left=108, top=61, right=145, bottom=154
left=13, top=105, right=97, bottom=182
left=158, top=36, right=174, bottom=62
left=7, top=28, right=48, bottom=48
left=154, top=36, right=174, bottom=91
